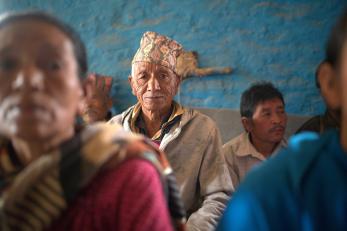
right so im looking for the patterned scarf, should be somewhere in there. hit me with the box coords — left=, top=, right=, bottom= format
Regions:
left=129, top=101, right=185, bottom=141
left=0, top=123, right=186, bottom=231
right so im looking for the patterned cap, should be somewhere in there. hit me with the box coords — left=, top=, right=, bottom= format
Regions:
left=132, top=31, right=183, bottom=75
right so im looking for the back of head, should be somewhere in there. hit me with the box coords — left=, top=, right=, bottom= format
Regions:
left=0, top=11, right=88, bottom=79
left=325, top=8, right=347, bottom=70
left=314, top=9, right=347, bottom=111
left=240, top=81, right=284, bottom=118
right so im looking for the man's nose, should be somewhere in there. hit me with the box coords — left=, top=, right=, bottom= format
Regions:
left=147, top=74, right=160, bottom=91
left=271, top=113, right=282, bottom=124
left=12, top=66, right=44, bottom=91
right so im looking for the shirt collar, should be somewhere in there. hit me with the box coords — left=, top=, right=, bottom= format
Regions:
left=235, top=132, right=287, bottom=161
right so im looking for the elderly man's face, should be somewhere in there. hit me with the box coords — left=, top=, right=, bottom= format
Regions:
left=0, top=20, right=82, bottom=142
left=129, top=62, right=180, bottom=112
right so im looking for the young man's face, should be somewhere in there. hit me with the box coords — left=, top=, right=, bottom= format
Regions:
left=246, top=98, right=287, bottom=145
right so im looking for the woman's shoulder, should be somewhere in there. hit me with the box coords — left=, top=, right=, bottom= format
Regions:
left=91, top=158, right=162, bottom=194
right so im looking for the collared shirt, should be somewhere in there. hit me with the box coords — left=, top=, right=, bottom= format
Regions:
left=129, top=101, right=185, bottom=141
left=217, top=130, right=347, bottom=231
left=109, top=106, right=233, bottom=230
left=223, top=132, right=287, bottom=189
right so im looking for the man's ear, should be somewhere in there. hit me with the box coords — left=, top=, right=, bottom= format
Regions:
left=318, top=62, right=341, bottom=110
left=241, top=117, right=253, bottom=133
left=128, top=75, right=136, bottom=96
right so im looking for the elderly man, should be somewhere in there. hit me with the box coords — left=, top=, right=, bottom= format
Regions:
left=109, top=31, right=232, bottom=231
left=223, top=82, right=287, bottom=189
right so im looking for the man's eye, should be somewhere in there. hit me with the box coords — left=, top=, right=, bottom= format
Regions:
left=160, top=73, right=168, bottom=79
left=137, top=73, right=146, bottom=79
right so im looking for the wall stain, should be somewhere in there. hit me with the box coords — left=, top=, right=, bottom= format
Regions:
left=112, top=14, right=171, bottom=31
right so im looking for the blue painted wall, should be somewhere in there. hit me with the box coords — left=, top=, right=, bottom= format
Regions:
left=0, top=0, right=346, bottom=115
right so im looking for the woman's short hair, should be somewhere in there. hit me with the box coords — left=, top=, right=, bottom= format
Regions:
left=0, top=11, right=88, bottom=79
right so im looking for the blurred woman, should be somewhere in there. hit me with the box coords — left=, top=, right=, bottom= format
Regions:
left=0, top=11, right=184, bottom=231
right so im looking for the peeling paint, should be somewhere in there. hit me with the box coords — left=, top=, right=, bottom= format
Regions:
left=95, top=34, right=123, bottom=47
left=112, top=14, right=171, bottom=30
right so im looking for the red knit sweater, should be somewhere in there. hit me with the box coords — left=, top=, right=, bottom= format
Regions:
left=49, top=158, right=174, bottom=231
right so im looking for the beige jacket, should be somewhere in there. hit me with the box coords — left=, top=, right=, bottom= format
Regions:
left=109, top=106, right=233, bottom=231
left=223, top=132, right=287, bottom=189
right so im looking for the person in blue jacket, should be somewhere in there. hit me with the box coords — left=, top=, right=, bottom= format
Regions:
left=217, top=8, right=347, bottom=231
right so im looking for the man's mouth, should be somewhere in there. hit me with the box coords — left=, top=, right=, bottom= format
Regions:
left=269, top=126, right=285, bottom=133
left=145, top=95, right=164, bottom=99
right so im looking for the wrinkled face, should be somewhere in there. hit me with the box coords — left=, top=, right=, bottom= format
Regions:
left=0, top=20, right=82, bottom=142
left=129, top=62, right=180, bottom=112
left=248, top=98, right=287, bottom=144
